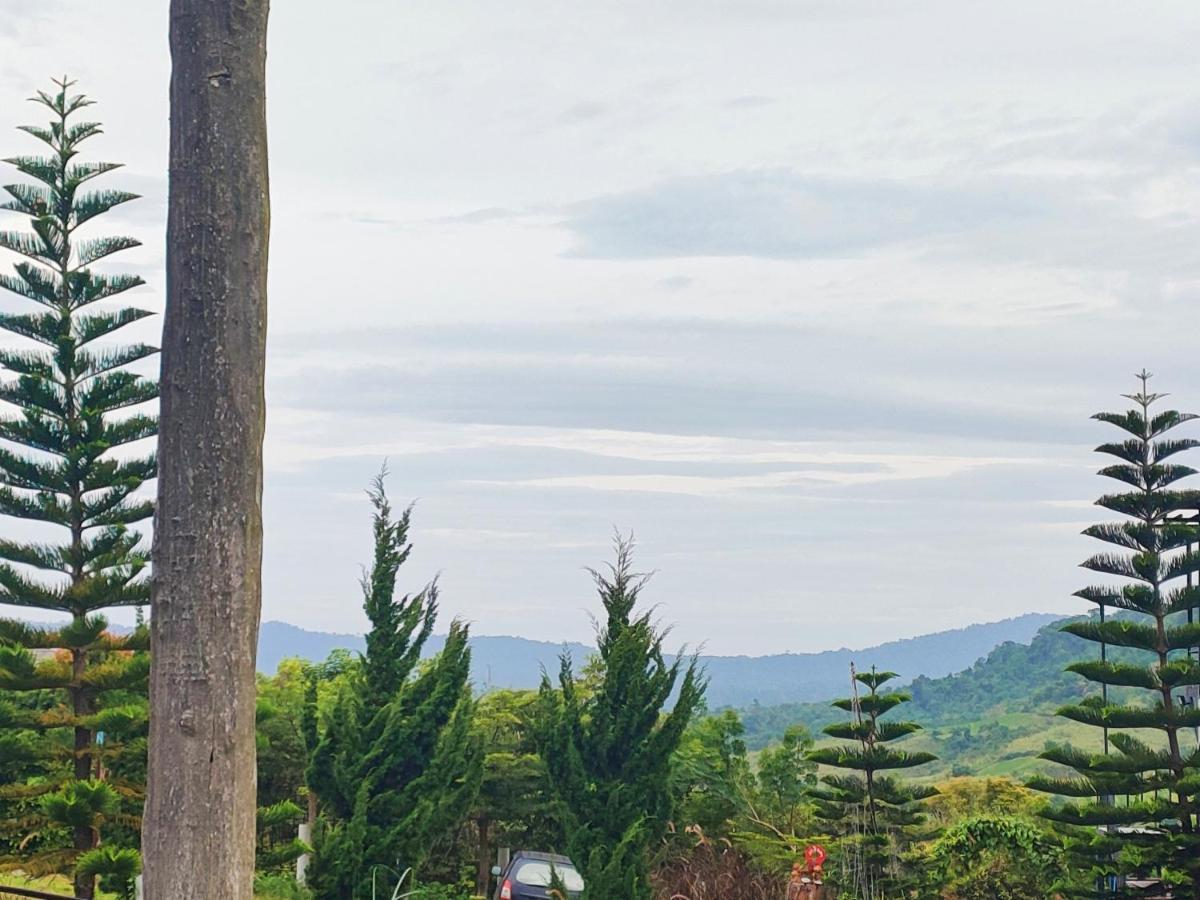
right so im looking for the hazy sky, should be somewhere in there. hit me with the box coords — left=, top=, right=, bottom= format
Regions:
left=2, top=1, right=1200, bottom=654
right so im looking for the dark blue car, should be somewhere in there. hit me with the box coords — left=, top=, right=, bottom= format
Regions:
left=492, top=850, right=585, bottom=900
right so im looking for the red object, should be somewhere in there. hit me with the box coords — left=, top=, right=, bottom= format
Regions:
left=804, top=845, right=826, bottom=869
left=500, top=879, right=513, bottom=899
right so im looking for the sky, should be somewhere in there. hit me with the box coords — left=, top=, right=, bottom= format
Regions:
left=1, top=1, right=1200, bottom=654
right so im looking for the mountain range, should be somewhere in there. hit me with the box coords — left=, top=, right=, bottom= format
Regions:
left=257, top=611, right=1062, bottom=709
left=736, top=613, right=1114, bottom=779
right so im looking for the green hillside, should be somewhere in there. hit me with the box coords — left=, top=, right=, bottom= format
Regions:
left=735, top=614, right=1126, bottom=780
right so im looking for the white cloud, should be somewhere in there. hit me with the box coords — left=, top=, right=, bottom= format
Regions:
left=1, top=0, right=1197, bottom=651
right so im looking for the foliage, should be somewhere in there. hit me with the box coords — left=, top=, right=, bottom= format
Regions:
left=754, top=724, right=818, bottom=838
left=76, top=845, right=140, bottom=900
left=0, top=78, right=155, bottom=899
left=257, top=800, right=308, bottom=873
left=403, top=883, right=476, bottom=900
left=918, top=814, right=1065, bottom=900
left=253, top=872, right=314, bottom=900
left=536, top=536, right=705, bottom=900
left=453, top=687, right=562, bottom=895
left=255, top=661, right=319, bottom=878
left=808, top=668, right=937, bottom=899
left=1027, top=374, right=1200, bottom=899
left=922, top=776, right=1045, bottom=828
left=306, top=474, right=481, bottom=899
left=257, top=659, right=313, bottom=815
left=670, top=709, right=753, bottom=839
left=732, top=615, right=1138, bottom=791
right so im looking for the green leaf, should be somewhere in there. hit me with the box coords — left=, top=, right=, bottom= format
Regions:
left=3, top=155, right=61, bottom=188
left=0, top=229, right=57, bottom=265
left=0, top=561, right=69, bottom=610
left=74, top=235, right=141, bottom=267
left=831, top=691, right=910, bottom=717
left=73, top=271, right=145, bottom=305
left=78, top=345, right=159, bottom=382
left=0, top=310, right=63, bottom=346
left=65, top=160, right=122, bottom=188
left=1057, top=700, right=1200, bottom=730
left=1164, top=621, right=1200, bottom=651
left=2, top=261, right=62, bottom=304
left=16, top=124, right=57, bottom=149
left=807, top=744, right=936, bottom=771
left=1065, top=659, right=1160, bottom=689
left=1060, top=619, right=1160, bottom=653
left=2, top=180, right=55, bottom=215
left=0, top=539, right=70, bottom=574
left=72, top=189, right=139, bottom=227
left=74, top=307, right=154, bottom=346
left=1097, top=462, right=1198, bottom=491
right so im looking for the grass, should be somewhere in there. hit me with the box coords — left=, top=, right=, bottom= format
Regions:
left=0, top=872, right=117, bottom=899
left=0, top=870, right=313, bottom=900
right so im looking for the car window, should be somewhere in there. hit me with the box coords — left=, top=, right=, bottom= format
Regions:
left=514, top=862, right=585, bottom=891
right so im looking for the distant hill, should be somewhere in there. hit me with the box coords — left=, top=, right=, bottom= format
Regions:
left=691, top=613, right=1061, bottom=707
left=257, top=621, right=593, bottom=693
left=257, top=612, right=1062, bottom=708
left=735, top=614, right=1115, bottom=780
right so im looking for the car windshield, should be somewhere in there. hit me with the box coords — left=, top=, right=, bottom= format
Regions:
left=514, top=861, right=585, bottom=891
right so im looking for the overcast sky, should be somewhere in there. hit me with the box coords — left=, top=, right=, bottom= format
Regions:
left=2, top=1, right=1199, bottom=654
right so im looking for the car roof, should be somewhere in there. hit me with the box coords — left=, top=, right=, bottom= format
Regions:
left=511, top=850, right=575, bottom=867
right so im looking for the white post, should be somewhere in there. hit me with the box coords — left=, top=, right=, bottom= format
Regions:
left=297, top=822, right=312, bottom=886
left=135, top=874, right=144, bottom=900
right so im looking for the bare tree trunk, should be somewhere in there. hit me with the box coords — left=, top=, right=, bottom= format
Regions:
left=72, top=645, right=96, bottom=899
left=475, top=817, right=492, bottom=897
left=142, top=2, right=270, bottom=898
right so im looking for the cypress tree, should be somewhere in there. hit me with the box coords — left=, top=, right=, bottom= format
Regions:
left=307, top=473, right=481, bottom=898
left=0, top=79, right=155, bottom=899
left=808, top=667, right=937, bottom=899
left=1028, top=372, right=1200, bottom=899
left=536, top=537, right=705, bottom=900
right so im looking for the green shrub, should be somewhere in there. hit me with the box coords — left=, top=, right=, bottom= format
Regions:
left=253, top=872, right=313, bottom=900
left=405, top=884, right=476, bottom=900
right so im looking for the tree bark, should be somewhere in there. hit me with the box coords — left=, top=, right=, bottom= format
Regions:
left=72, top=644, right=96, bottom=899
left=142, top=3, right=270, bottom=898
left=475, top=817, right=492, bottom=897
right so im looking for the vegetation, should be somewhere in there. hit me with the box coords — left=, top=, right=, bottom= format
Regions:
left=921, top=815, right=1065, bottom=900
left=0, top=79, right=155, bottom=899
left=670, top=708, right=754, bottom=839
left=535, top=537, right=705, bottom=900
left=808, top=668, right=938, bottom=899
left=735, top=615, right=1121, bottom=784
left=305, top=475, right=481, bottom=899
left=465, top=688, right=561, bottom=895
left=1028, top=374, right=1200, bottom=899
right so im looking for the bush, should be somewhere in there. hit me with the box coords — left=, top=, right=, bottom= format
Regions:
left=76, top=846, right=141, bottom=900
left=253, top=872, right=313, bottom=900
left=405, top=884, right=477, bottom=900
left=653, top=833, right=778, bottom=900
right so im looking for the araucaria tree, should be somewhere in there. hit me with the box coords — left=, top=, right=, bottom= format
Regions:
left=536, top=537, right=705, bottom=900
left=0, top=80, right=155, bottom=899
left=809, top=667, right=937, bottom=899
left=307, top=473, right=481, bottom=898
left=1029, top=373, right=1200, bottom=899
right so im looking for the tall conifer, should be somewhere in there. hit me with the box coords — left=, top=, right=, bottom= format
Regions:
left=307, top=473, right=480, bottom=898
left=0, top=79, right=155, bottom=899
left=809, top=667, right=937, bottom=899
left=1029, top=373, right=1200, bottom=899
left=536, top=537, right=705, bottom=900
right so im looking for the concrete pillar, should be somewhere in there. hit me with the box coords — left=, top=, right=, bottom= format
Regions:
left=297, top=822, right=312, bottom=886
